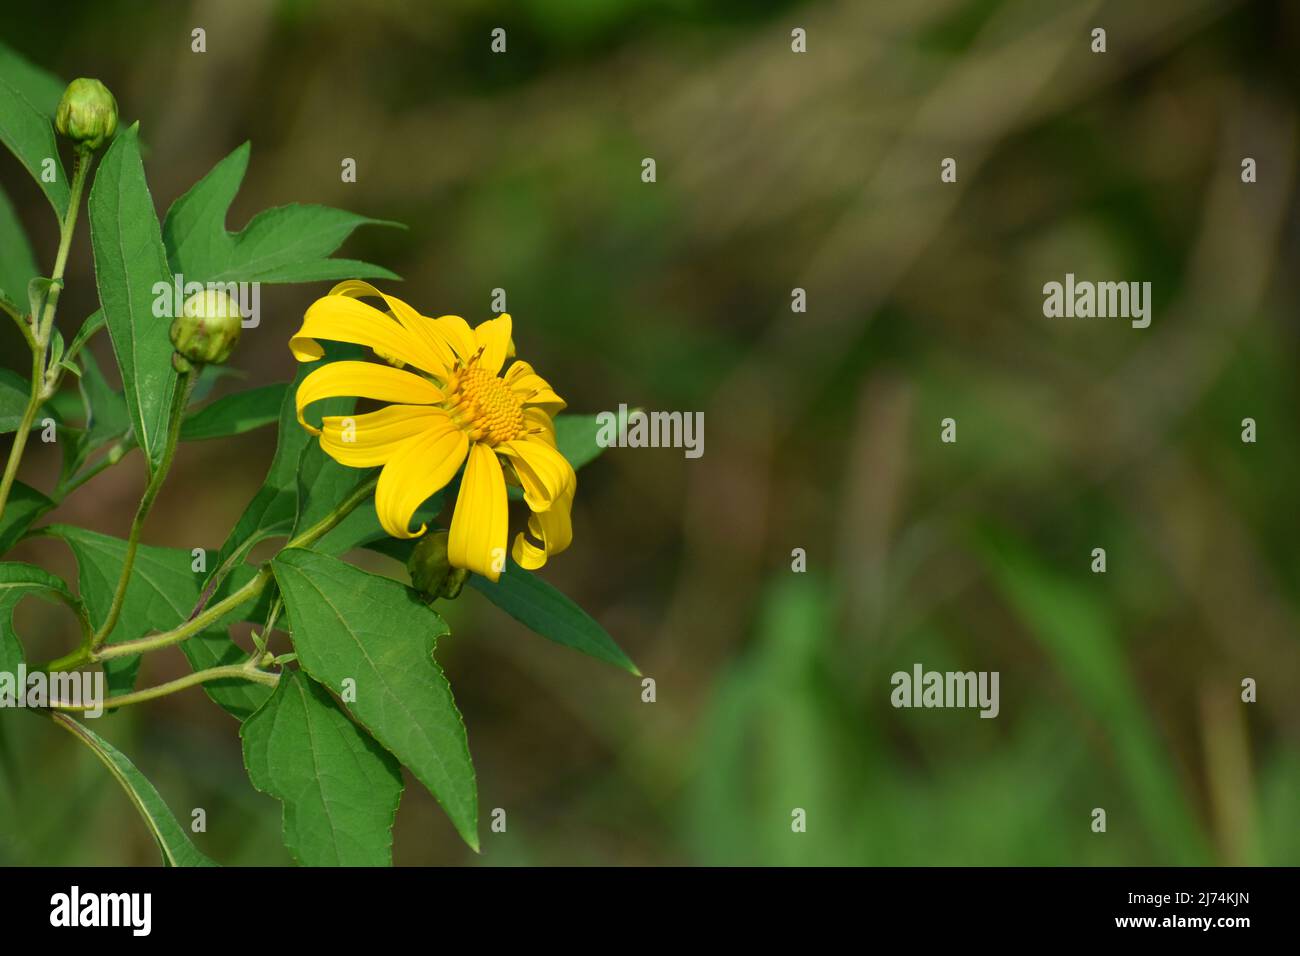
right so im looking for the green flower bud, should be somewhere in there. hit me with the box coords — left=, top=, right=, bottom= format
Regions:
left=170, top=289, right=242, bottom=366
left=55, top=78, right=118, bottom=150
left=408, top=530, right=469, bottom=601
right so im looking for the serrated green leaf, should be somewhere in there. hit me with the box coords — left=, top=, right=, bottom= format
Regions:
left=179, top=629, right=272, bottom=721
left=52, top=712, right=216, bottom=866
left=163, top=142, right=400, bottom=285
left=468, top=559, right=638, bottom=675
left=241, top=669, right=402, bottom=866
left=88, top=123, right=178, bottom=472
left=0, top=481, right=53, bottom=556
left=0, top=41, right=68, bottom=219
left=0, top=180, right=38, bottom=305
left=271, top=548, right=478, bottom=850
left=0, top=562, right=83, bottom=670
left=180, top=382, right=287, bottom=442
left=44, top=525, right=269, bottom=696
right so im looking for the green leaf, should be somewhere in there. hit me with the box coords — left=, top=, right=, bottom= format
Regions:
left=52, top=713, right=216, bottom=866
left=163, top=142, right=400, bottom=284
left=0, top=180, right=38, bottom=305
left=179, top=629, right=272, bottom=721
left=65, top=308, right=105, bottom=361
left=241, top=669, right=403, bottom=866
left=180, top=382, right=287, bottom=442
left=554, top=413, right=611, bottom=470
left=45, top=525, right=268, bottom=695
left=316, top=493, right=442, bottom=557
left=88, top=122, right=178, bottom=472
left=0, top=40, right=68, bottom=219
left=0, top=369, right=32, bottom=433
left=202, top=345, right=361, bottom=599
left=468, top=559, right=638, bottom=675
left=0, top=562, right=83, bottom=670
left=76, top=349, right=131, bottom=452
left=271, top=548, right=478, bottom=850
left=0, top=481, right=53, bottom=556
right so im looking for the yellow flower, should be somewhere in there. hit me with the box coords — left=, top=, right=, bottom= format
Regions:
left=289, top=281, right=575, bottom=582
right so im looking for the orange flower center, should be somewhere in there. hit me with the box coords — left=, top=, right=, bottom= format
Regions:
left=446, top=365, right=523, bottom=445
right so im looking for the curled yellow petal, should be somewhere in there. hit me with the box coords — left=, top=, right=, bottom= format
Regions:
left=512, top=483, right=574, bottom=570
left=290, top=294, right=448, bottom=378
left=499, top=437, right=575, bottom=512
left=330, top=280, right=458, bottom=378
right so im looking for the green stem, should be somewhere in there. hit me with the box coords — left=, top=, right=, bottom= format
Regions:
left=53, top=438, right=133, bottom=501
left=0, top=149, right=92, bottom=520
left=50, top=661, right=279, bottom=712
left=88, top=370, right=193, bottom=651
left=98, top=566, right=272, bottom=665
left=44, top=472, right=375, bottom=671
left=188, top=473, right=378, bottom=623
left=1, top=296, right=35, bottom=349
left=285, top=474, right=379, bottom=550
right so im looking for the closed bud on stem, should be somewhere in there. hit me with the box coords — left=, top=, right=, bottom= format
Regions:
left=170, top=289, right=242, bottom=367
left=408, top=530, right=469, bottom=600
left=55, top=78, right=118, bottom=150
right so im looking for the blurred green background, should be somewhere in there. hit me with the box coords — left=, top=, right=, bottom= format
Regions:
left=1, top=0, right=1297, bottom=865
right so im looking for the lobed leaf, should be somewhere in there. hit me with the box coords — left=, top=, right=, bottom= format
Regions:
left=162, top=142, right=400, bottom=285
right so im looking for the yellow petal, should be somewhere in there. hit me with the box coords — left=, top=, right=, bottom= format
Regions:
left=432, top=315, right=477, bottom=364
left=320, top=405, right=450, bottom=468
left=448, top=443, right=509, bottom=581
left=296, top=361, right=442, bottom=434
left=523, top=407, right=556, bottom=446
left=512, top=483, right=574, bottom=570
left=290, top=294, right=448, bottom=377
left=329, top=280, right=458, bottom=378
left=472, top=313, right=512, bottom=376
left=374, top=419, right=468, bottom=538
left=498, top=437, right=575, bottom=512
